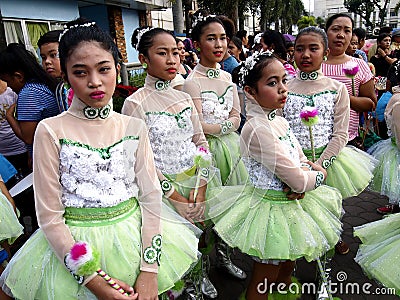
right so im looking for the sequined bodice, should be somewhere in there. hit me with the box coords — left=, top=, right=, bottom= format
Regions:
left=59, top=137, right=140, bottom=208
left=145, top=107, right=197, bottom=174
left=201, top=86, right=234, bottom=124
left=244, top=128, right=300, bottom=190
left=284, top=91, right=336, bottom=149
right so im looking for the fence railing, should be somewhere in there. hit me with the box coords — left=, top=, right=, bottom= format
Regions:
left=120, top=62, right=144, bottom=86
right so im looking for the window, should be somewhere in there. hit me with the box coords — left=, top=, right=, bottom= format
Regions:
left=3, top=18, right=64, bottom=56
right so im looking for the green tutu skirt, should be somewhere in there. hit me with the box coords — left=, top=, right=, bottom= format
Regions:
left=207, top=132, right=249, bottom=186
left=304, top=145, right=377, bottom=198
left=368, top=138, right=400, bottom=204
left=207, top=185, right=342, bottom=262
left=0, top=198, right=200, bottom=299
left=354, top=213, right=400, bottom=296
left=0, top=192, right=23, bottom=244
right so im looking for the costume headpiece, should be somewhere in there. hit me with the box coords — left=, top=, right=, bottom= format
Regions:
left=59, top=22, right=96, bottom=42
left=192, top=13, right=217, bottom=28
left=135, top=27, right=154, bottom=50
left=238, top=50, right=274, bottom=87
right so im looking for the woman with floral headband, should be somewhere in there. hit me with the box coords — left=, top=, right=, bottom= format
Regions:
left=0, top=18, right=200, bottom=300
left=207, top=50, right=343, bottom=300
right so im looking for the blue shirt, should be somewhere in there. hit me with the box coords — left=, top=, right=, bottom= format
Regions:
left=16, top=81, right=60, bottom=154
left=355, top=49, right=368, bottom=63
left=221, top=55, right=239, bottom=74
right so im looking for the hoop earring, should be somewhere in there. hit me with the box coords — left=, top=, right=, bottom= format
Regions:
left=63, top=82, right=70, bottom=90
left=196, top=48, right=200, bottom=52
left=142, top=62, right=148, bottom=69
left=323, top=56, right=327, bottom=61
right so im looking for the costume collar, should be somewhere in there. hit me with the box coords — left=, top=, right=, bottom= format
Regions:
left=145, top=74, right=171, bottom=91
left=245, top=92, right=277, bottom=121
left=297, top=69, right=323, bottom=81
left=196, top=63, right=221, bottom=79
left=69, top=96, right=113, bottom=120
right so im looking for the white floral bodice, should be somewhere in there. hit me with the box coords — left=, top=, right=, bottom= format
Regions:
left=284, top=91, right=336, bottom=149
left=201, top=86, right=234, bottom=124
left=145, top=107, right=197, bottom=174
left=59, top=137, right=139, bottom=208
left=244, top=128, right=300, bottom=190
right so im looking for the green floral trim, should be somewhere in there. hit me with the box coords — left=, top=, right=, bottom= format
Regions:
left=143, top=234, right=162, bottom=265
left=268, top=110, right=277, bottom=121
left=206, top=69, right=220, bottom=78
left=145, top=107, right=192, bottom=129
left=152, top=234, right=162, bottom=250
left=59, top=136, right=139, bottom=160
left=83, top=104, right=111, bottom=119
left=315, top=171, right=324, bottom=187
left=160, top=179, right=172, bottom=194
left=220, top=119, right=233, bottom=134
left=200, top=167, right=209, bottom=178
left=278, top=128, right=295, bottom=148
left=322, top=156, right=336, bottom=169
left=288, top=90, right=337, bottom=106
left=201, top=85, right=233, bottom=104
left=299, top=71, right=319, bottom=81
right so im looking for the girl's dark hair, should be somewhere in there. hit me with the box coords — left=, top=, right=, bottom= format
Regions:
left=131, top=27, right=174, bottom=57
left=377, top=32, right=391, bottom=43
left=243, top=54, right=277, bottom=91
left=261, top=30, right=287, bottom=61
left=217, top=15, right=235, bottom=40
left=0, top=43, right=58, bottom=92
left=296, top=26, right=328, bottom=51
left=236, top=30, right=247, bottom=41
left=190, top=9, right=224, bottom=42
left=37, top=30, right=63, bottom=48
left=58, top=17, right=119, bottom=80
left=231, top=36, right=242, bottom=50
left=325, top=13, right=354, bottom=31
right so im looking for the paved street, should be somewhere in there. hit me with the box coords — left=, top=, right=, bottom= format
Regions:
left=207, top=189, right=399, bottom=300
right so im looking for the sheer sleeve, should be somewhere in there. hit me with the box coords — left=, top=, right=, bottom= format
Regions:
left=241, top=117, right=324, bottom=193
left=130, top=119, right=162, bottom=273
left=317, top=83, right=350, bottom=167
left=392, top=103, right=400, bottom=150
left=33, top=121, right=75, bottom=261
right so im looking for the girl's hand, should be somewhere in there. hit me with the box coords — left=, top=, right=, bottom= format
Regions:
left=168, top=190, right=193, bottom=223
left=282, top=184, right=305, bottom=200
left=5, top=103, right=16, bottom=120
left=188, top=187, right=206, bottom=222
left=86, top=274, right=138, bottom=300
left=134, top=271, right=158, bottom=300
left=307, top=161, right=328, bottom=179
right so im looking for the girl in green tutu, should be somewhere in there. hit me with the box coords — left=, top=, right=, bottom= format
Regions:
left=0, top=18, right=200, bottom=300
left=207, top=50, right=343, bottom=300
left=0, top=174, right=23, bottom=276
left=283, top=26, right=376, bottom=200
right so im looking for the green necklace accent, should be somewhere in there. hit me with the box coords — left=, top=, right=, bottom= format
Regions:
left=59, top=136, right=139, bottom=160
left=155, top=80, right=170, bottom=91
left=201, top=85, right=233, bottom=104
left=268, top=110, right=277, bottom=121
left=299, top=71, right=318, bottom=81
left=83, top=104, right=111, bottom=119
left=206, top=68, right=220, bottom=79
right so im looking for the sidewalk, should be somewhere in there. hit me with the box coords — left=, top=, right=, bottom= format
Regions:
left=207, top=189, right=399, bottom=300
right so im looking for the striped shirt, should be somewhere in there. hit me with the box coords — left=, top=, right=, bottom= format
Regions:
left=322, top=57, right=373, bottom=141
left=16, top=81, right=60, bottom=154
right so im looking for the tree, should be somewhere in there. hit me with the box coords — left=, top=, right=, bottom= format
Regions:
left=172, top=0, right=184, bottom=34
left=297, top=15, right=317, bottom=30
left=344, top=0, right=390, bottom=28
